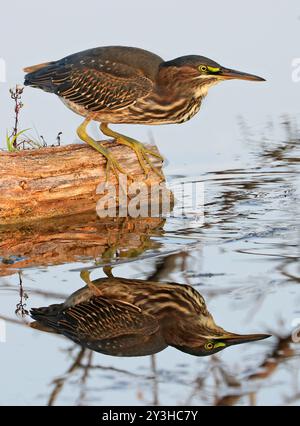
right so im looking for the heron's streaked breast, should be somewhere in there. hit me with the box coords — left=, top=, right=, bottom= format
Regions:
left=129, top=284, right=208, bottom=317
left=129, top=94, right=204, bottom=124
left=60, top=91, right=204, bottom=125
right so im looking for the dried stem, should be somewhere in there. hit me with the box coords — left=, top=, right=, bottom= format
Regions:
left=9, top=85, right=24, bottom=147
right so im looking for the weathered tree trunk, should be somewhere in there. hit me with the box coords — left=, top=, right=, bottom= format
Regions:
left=0, top=142, right=164, bottom=225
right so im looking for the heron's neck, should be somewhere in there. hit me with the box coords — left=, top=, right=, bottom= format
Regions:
left=157, top=66, right=218, bottom=100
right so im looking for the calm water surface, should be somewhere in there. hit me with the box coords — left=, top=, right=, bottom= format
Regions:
left=0, top=118, right=299, bottom=406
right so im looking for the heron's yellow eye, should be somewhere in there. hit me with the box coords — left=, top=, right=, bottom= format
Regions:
left=199, top=65, right=208, bottom=73
left=204, top=342, right=214, bottom=351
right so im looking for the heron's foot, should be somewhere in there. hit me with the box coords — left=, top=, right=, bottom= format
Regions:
left=77, top=119, right=130, bottom=183
left=118, top=137, right=165, bottom=180
left=103, top=151, right=129, bottom=182
left=100, top=124, right=164, bottom=180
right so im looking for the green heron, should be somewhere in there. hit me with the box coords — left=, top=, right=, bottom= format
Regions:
left=24, top=46, right=265, bottom=180
left=30, top=271, right=270, bottom=357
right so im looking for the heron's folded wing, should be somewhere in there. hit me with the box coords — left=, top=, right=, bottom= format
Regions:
left=25, top=58, right=153, bottom=112
left=55, top=297, right=159, bottom=343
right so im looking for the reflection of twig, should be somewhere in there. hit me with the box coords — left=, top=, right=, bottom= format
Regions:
left=182, top=333, right=296, bottom=407
left=183, top=368, right=210, bottom=406
left=243, top=293, right=266, bottom=323
left=77, top=351, right=93, bottom=406
left=80, top=363, right=154, bottom=379
left=81, top=351, right=93, bottom=383
left=215, top=335, right=294, bottom=406
left=47, top=347, right=155, bottom=406
left=280, top=259, right=300, bottom=284
left=48, top=347, right=86, bottom=406
left=151, top=355, right=159, bottom=406
left=248, top=335, right=293, bottom=380
left=15, top=272, right=29, bottom=317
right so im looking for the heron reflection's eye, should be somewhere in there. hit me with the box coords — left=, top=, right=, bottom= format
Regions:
left=204, top=342, right=214, bottom=350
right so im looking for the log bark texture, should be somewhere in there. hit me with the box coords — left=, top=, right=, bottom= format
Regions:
left=0, top=141, right=164, bottom=225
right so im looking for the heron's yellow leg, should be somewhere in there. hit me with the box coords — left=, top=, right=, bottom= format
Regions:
left=77, top=118, right=128, bottom=181
left=80, top=270, right=102, bottom=296
left=103, top=266, right=114, bottom=278
left=100, top=123, right=164, bottom=179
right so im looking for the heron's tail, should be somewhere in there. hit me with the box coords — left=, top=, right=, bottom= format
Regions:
left=23, top=62, right=53, bottom=73
left=30, top=304, right=62, bottom=332
left=24, top=61, right=58, bottom=93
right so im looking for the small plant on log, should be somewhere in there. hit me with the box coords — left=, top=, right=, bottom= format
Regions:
left=6, top=86, right=63, bottom=151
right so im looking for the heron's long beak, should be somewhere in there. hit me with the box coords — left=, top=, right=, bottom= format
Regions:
left=221, top=332, right=271, bottom=346
left=219, top=67, right=266, bottom=82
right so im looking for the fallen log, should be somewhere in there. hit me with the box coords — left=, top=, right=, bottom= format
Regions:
left=0, top=141, right=165, bottom=225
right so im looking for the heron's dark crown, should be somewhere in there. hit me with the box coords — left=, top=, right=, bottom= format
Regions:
left=162, top=55, right=221, bottom=69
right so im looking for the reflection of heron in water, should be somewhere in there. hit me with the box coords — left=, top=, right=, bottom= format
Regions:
left=30, top=269, right=270, bottom=357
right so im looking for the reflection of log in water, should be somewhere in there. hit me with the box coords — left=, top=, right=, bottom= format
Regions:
left=30, top=271, right=270, bottom=357
left=0, top=213, right=165, bottom=276
left=0, top=142, right=164, bottom=225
